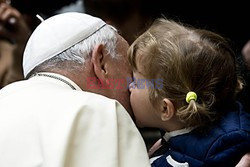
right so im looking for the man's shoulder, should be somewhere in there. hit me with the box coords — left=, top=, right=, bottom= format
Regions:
left=0, top=78, right=125, bottom=117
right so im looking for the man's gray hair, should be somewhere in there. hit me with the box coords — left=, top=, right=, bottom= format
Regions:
left=29, top=25, right=118, bottom=75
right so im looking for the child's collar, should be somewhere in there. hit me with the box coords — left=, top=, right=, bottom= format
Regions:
left=163, top=127, right=195, bottom=142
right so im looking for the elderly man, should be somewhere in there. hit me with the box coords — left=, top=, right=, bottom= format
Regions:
left=0, top=12, right=150, bottom=167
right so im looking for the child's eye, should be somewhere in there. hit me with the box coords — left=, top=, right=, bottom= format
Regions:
left=129, top=81, right=137, bottom=89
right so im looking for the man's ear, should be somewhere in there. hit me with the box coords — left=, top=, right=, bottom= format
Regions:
left=91, top=44, right=108, bottom=81
left=160, top=98, right=175, bottom=121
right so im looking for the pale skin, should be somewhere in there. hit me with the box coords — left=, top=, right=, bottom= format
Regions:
left=90, top=34, right=133, bottom=115
left=129, top=69, right=184, bottom=131
left=236, top=153, right=250, bottom=167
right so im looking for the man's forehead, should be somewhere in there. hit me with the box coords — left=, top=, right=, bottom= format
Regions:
left=116, top=34, right=129, bottom=46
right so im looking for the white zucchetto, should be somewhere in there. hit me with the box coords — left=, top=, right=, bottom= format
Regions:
left=23, top=12, right=106, bottom=77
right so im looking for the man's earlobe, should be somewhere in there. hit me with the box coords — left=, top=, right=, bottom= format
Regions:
left=91, top=44, right=107, bottom=79
left=160, top=98, right=175, bottom=121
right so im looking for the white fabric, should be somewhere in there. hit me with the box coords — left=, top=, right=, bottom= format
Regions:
left=163, top=127, right=195, bottom=142
left=166, top=155, right=189, bottom=167
left=150, top=155, right=163, bottom=164
left=23, top=12, right=106, bottom=77
left=0, top=73, right=150, bottom=167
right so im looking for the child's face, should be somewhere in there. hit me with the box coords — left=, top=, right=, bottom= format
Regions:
left=129, top=71, right=161, bottom=128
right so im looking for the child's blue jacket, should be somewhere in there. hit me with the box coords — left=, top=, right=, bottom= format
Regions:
left=151, top=102, right=250, bottom=167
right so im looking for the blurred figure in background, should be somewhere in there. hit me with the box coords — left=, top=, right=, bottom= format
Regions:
left=238, top=40, right=250, bottom=112
left=11, top=0, right=84, bottom=19
left=0, top=0, right=84, bottom=88
left=84, top=0, right=162, bottom=45
left=242, top=40, right=250, bottom=69
left=0, top=0, right=33, bottom=87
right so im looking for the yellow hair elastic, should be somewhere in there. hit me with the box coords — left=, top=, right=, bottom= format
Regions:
left=186, top=91, right=197, bottom=103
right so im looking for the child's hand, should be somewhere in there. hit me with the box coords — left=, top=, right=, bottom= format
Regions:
left=235, top=153, right=250, bottom=167
left=242, top=40, right=250, bottom=69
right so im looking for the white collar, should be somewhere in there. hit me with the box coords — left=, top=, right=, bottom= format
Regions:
left=163, top=127, right=195, bottom=142
left=30, top=72, right=82, bottom=91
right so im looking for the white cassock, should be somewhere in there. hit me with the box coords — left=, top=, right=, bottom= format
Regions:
left=0, top=73, right=150, bottom=167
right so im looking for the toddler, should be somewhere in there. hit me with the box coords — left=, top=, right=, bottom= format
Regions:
left=128, top=18, right=250, bottom=166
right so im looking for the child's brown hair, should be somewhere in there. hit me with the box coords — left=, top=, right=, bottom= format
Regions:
left=128, top=18, right=242, bottom=127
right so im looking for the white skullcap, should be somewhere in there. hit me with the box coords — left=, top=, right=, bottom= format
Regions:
left=23, top=12, right=106, bottom=77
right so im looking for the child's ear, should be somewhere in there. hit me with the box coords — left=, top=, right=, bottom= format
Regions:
left=91, top=44, right=108, bottom=80
left=160, top=98, right=175, bottom=121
